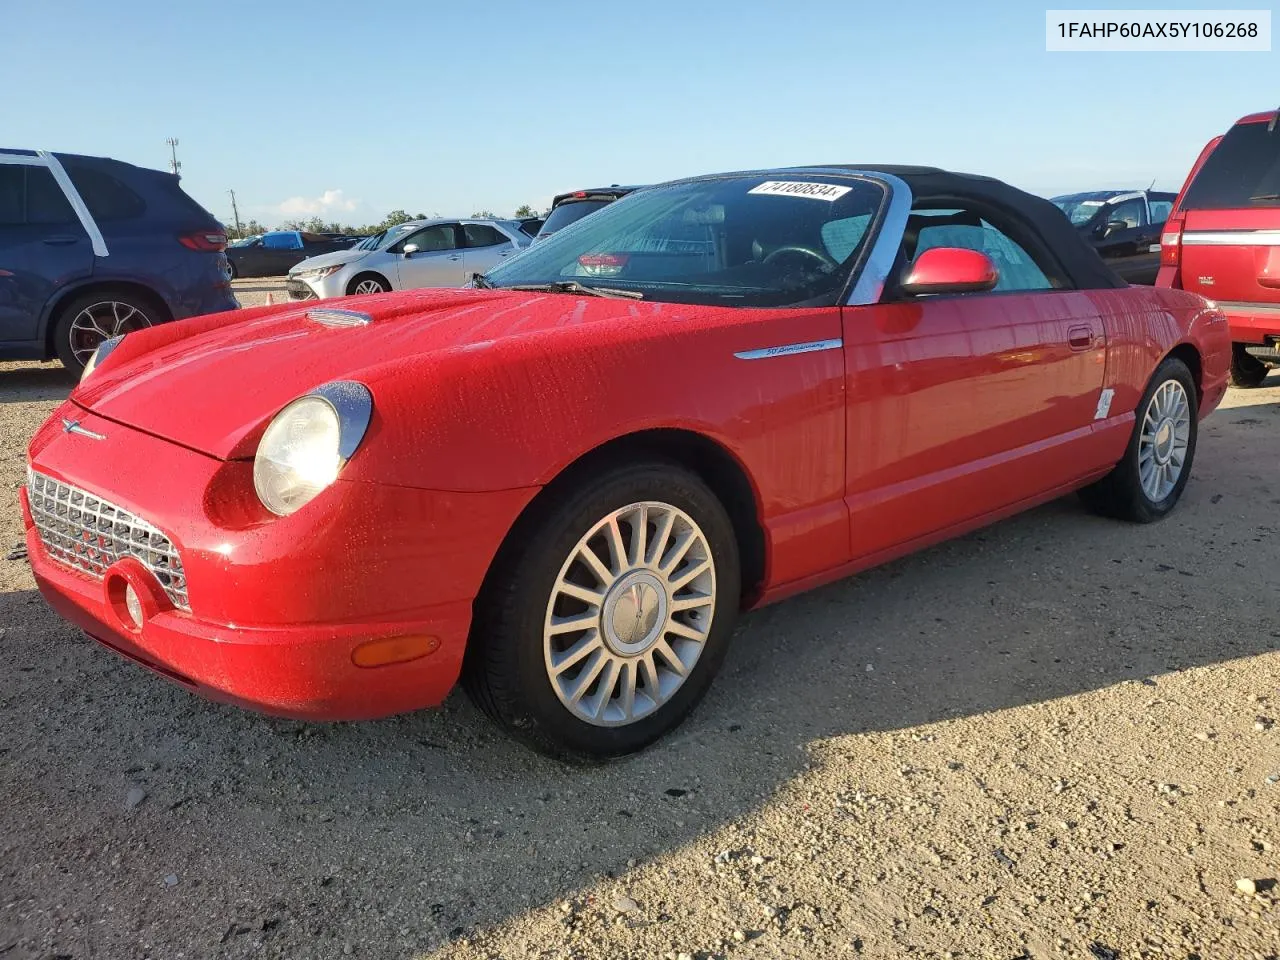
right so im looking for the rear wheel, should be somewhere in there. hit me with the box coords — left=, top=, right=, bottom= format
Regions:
left=1229, top=343, right=1269, bottom=388
left=464, top=461, right=741, bottom=759
left=52, top=290, right=162, bottom=374
left=1079, top=357, right=1198, bottom=523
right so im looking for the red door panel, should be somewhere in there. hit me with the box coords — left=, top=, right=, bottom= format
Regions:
left=842, top=291, right=1107, bottom=560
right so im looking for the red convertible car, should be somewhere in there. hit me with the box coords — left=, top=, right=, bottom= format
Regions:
left=23, top=165, right=1230, bottom=757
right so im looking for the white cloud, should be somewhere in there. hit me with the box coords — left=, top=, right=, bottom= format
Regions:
left=277, top=189, right=359, bottom=217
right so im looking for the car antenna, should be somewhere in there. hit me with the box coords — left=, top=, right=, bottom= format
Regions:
left=1146, top=177, right=1156, bottom=191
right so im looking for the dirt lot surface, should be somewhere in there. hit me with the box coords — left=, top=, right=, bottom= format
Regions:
left=3, top=280, right=1279, bottom=959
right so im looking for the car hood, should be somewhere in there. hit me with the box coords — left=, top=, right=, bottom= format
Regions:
left=289, top=248, right=369, bottom=274
left=71, top=288, right=670, bottom=459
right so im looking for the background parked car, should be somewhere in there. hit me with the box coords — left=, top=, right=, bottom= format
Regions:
left=0, top=148, right=236, bottom=372
left=285, top=218, right=532, bottom=300
left=1050, top=189, right=1176, bottom=284
left=225, top=229, right=359, bottom=279
left=1157, top=109, right=1280, bottom=387
left=534, top=186, right=640, bottom=241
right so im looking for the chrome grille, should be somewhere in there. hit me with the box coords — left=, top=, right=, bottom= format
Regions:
left=26, top=468, right=189, bottom=610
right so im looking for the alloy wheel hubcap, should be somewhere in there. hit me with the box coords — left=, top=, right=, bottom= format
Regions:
left=1138, top=379, right=1191, bottom=502
left=69, top=301, right=153, bottom=364
left=543, top=501, right=716, bottom=727
left=354, top=280, right=383, bottom=295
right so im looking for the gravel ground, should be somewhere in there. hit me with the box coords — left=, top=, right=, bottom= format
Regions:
left=2, top=279, right=1279, bottom=959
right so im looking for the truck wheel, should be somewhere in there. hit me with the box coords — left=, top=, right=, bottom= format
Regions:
left=1228, top=344, right=1269, bottom=388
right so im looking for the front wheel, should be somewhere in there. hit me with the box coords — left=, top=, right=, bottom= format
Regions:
left=1229, top=344, right=1269, bottom=388
left=348, top=275, right=389, bottom=296
left=1079, top=357, right=1198, bottom=523
left=464, top=461, right=741, bottom=759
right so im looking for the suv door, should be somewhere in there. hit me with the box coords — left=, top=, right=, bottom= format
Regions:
left=393, top=223, right=465, bottom=288
left=0, top=162, right=94, bottom=345
left=842, top=206, right=1107, bottom=560
left=460, top=223, right=517, bottom=278
left=1093, top=196, right=1158, bottom=283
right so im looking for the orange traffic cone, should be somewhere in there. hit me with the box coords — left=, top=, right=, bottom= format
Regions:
left=265, top=292, right=275, bottom=305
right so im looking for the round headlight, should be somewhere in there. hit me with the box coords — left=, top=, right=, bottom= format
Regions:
left=253, top=396, right=344, bottom=516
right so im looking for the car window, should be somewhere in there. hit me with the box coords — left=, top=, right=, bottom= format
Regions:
left=25, top=166, right=77, bottom=225
left=539, top=199, right=611, bottom=237
left=463, top=224, right=509, bottom=248
left=821, top=215, right=872, bottom=262
left=65, top=165, right=145, bottom=221
left=262, top=232, right=303, bottom=250
left=1181, top=121, right=1280, bottom=209
left=912, top=210, right=1053, bottom=292
left=1148, top=199, right=1173, bottom=225
left=1106, top=198, right=1145, bottom=228
left=402, top=224, right=456, bottom=252
left=0, top=166, right=22, bottom=225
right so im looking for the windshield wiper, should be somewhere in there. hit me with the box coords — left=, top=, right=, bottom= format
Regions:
left=506, top=280, right=644, bottom=300
left=1249, top=193, right=1280, bottom=202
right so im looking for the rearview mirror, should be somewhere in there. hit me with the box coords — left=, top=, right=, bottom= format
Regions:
left=402, top=243, right=420, bottom=255
left=899, top=247, right=998, bottom=296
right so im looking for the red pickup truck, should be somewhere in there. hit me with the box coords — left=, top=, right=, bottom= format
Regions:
left=1157, top=110, right=1280, bottom=387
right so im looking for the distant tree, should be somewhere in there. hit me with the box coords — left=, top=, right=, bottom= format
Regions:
left=383, top=209, right=413, bottom=227
left=470, top=209, right=498, bottom=218
left=513, top=204, right=536, bottom=218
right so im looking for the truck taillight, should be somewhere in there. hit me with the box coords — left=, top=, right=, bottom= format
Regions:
left=578, top=253, right=629, bottom=277
left=1159, top=214, right=1185, bottom=268
left=179, top=230, right=227, bottom=252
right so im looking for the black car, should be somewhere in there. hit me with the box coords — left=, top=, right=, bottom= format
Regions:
left=225, top=230, right=359, bottom=279
left=534, top=186, right=641, bottom=241
left=1050, top=189, right=1176, bottom=285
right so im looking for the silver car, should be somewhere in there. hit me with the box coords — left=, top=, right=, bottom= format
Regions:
left=285, top=218, right=534, bottom=300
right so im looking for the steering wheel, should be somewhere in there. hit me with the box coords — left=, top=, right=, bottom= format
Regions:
left=762, top=245, right=838, bottom=272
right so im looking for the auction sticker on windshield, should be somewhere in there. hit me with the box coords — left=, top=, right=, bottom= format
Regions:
left=748, top=181, right=853, bottom=201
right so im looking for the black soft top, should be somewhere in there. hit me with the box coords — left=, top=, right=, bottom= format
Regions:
left=679, top=164, right=1129, bottom=291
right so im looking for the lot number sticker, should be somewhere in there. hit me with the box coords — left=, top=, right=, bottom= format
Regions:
left=748, top=181, right=852, bottom=201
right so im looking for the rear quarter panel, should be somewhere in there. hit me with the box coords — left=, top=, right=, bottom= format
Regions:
left=1094, top=286, right=1230, bottom=422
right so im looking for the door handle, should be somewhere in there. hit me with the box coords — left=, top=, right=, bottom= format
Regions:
left=1068, top=325, right=1094, bottom=350
left=448, top=254, right=461, bottom=261
left=42, top=236, right=80, bottom=246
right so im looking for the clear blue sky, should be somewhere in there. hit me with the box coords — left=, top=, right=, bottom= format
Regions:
left=1, top=0, right=1274, bottom=227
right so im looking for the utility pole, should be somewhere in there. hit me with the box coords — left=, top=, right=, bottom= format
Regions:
left=227, top=189, right=243, bottom=237
left=165, top=137, right=181, bottom=177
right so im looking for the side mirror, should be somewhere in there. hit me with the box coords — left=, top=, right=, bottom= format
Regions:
left=402, top=243, right=420, bottom=256
left=1104, top=220, right=1127, bottom=237
left=900, top=247, right=998, bottom=297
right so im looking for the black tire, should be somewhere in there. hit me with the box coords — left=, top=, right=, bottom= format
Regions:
left=1078, top=356, right=1198, bottom=523
left=1228, top=343, right=1269, bottom=388
left=346, top=273, right=390, bottom=296
left=464, top=460, right=741, bottom=760
left=51, top=289, right=164, bottom=374
left=225, top=259, right=238, bottom=280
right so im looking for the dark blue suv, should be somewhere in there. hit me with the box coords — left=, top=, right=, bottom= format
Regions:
left=0, top=149, right=239, bottom=372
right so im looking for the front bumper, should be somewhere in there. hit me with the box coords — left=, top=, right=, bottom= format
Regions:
left=24, top=403, right=537, bottom=721
left=286, top=278, right=319, bottom=301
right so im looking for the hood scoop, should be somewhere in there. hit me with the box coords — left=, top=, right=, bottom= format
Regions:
left=307, top=307, right=372, bottom=328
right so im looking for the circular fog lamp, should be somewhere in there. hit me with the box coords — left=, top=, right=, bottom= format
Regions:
left=124, top=582, right=144, bottom=628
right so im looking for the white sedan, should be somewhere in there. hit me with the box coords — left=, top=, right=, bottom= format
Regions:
left=285, top=218, right=536, bottom=300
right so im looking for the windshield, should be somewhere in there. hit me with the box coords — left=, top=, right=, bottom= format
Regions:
left=484, top=175, right=885, bottom=307
left=354, top=225, right=416, bottom=252
left=1050, top=193, right=1118, bottom=226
